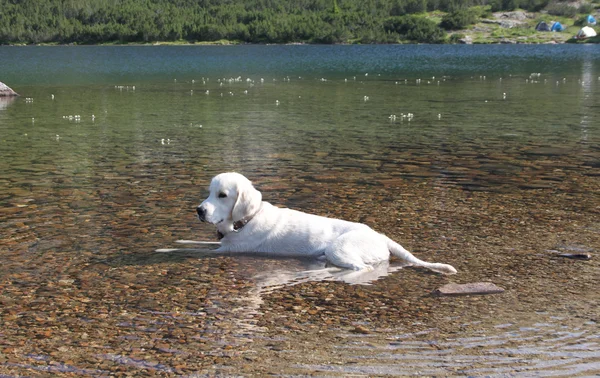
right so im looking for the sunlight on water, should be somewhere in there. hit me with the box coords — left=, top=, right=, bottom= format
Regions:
left=297, top=319, right=600, bottom=376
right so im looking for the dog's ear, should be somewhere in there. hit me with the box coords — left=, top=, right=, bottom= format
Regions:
left=232, top=180, right=262, bottom=222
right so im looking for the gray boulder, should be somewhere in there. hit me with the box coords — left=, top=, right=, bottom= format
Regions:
left=459, top=35, right=473, bottom=44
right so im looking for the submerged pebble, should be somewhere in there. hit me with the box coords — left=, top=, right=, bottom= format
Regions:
left=557, top=253, right=592, bottom=260
left=432, top=282, right=505, bottom=296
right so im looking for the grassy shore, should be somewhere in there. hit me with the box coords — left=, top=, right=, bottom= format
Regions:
left=448, top=9, right=598, bottom=44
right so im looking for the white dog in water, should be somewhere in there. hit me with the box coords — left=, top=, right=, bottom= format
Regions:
left=196, top=172, right=457, bottom=274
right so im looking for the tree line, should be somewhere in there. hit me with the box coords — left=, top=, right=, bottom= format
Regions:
left=0, top=0, right=588, bottom=44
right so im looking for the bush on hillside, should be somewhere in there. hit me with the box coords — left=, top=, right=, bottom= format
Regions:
left=522, top=0, right=550, bottom=11
left=391, top=0, right=428, bottom=15
left=489, top=0, right=550, bottom=12
left=384, top=15, right=446, bottom=43
left=448, top=32, right=466, bottom=43
left=478, top=7, right=493, bottom=18
left=489, top=0, right=516, bottom=12
left=546, top=2, right=578, bottom=17
left=440, top=9, right=479, bottom=30
left=577, top=3, right=595, bottom=14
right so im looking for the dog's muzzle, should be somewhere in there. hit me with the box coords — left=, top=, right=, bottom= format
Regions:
left=196, top=206, right=206, bottom=222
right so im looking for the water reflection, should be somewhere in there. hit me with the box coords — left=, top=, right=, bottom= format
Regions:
left=0, top=96, right=16, bottom=111
left=1, top=73, right=598, bottom=199
left=246, top=257, right=408, bottom=288
left=155, top=247, right=408, bottom=287
left=579, top=52, right=595, bottom=142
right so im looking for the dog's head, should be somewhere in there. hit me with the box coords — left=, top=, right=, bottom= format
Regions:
left=197, top=172, right=262, bottom=233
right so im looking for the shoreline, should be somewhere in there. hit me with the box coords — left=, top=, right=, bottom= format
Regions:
left=2, top=38, right=598, bottom=47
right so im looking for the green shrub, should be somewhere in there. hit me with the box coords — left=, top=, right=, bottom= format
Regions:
left=489, top=0, right=550, bottom=12
left=578, top=3, right=595, bottom=14
left=440, top=9, right=479, bottom=30
left=546, top=2, right=578, bottom=17
left=489, top=0, right=503, bottom=12
left=448, top=32, right=466, bottom=43
left=384, top=15, right=446, bottom=42
left=391, top=0, right=428, bottom=15
left=478, top=6, right=493, bottom=18
left=489, top=0, right=521, bottom=12
left=520, top=0, right=550, bottom=12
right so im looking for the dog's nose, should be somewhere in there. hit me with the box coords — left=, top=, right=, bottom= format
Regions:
left=196, top=206, right=206, bottom=221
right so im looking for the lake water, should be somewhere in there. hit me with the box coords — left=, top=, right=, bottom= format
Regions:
left=1, top=45, right=599, bottom=376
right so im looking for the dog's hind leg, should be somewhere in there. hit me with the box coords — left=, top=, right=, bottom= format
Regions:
left=385, top=236, right=457, bottom=274
left=324, top=230, right=389, bottom=271
left=325, top=254, right=372, bottom=271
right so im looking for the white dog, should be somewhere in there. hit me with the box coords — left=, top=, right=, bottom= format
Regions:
left=196, top=172, right=457, bottom=274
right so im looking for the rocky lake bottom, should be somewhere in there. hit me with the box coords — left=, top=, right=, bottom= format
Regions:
left=1, top=157, right=599, bottom=376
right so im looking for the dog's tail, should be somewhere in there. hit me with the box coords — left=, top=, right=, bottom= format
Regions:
left=386, top=237, right=457, bottom=275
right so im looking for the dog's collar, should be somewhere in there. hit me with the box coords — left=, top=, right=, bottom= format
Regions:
left=217, top=204, right=262, bottom=240
left=233, top=203, right=263, bottom=232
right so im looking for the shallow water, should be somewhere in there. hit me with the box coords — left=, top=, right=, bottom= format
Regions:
left=298, top=318, right=600, bottom=376
left=1, top=45, right=599, bottom=376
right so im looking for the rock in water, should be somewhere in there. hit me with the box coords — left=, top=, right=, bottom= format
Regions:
left=0, top=81, right=19, bottom=97
left=432, top=282, right=505, bottom=296
left=558, top=253, right=591, bottom=260
left=351, top=325, right=371, bottom=334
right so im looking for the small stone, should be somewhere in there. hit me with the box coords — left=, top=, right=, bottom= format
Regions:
left=558, top=253, right=591, bottom=260
left=351, top=325, right=371, bottom=334
left=58, top=279, right=75, bottom=286
left=433, top=282, right=505, bottom=296
left=267, top=343, right=287, bottom=351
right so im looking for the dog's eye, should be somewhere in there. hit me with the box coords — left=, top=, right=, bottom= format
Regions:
left=218, top=192, right=227, bottom=198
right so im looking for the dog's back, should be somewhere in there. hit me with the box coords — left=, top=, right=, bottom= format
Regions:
left=221, top=201, right=371, bottom=257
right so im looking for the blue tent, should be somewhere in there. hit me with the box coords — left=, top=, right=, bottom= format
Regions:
left=551, top=22, right=565, bottom=32
left=585, top=15, right=596, bottom=25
